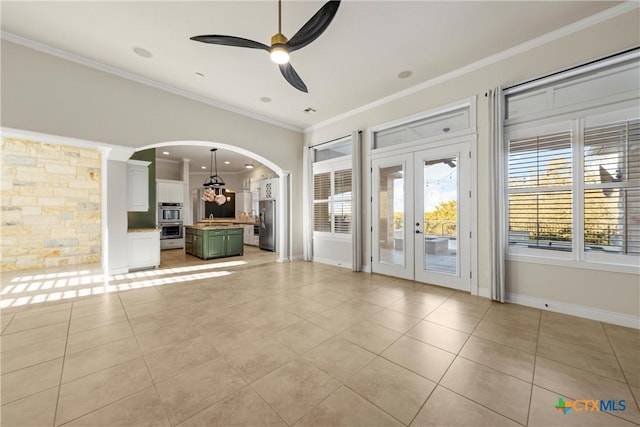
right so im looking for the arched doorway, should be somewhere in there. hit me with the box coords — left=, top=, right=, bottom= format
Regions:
left=136, top=140, right=291, bottom=263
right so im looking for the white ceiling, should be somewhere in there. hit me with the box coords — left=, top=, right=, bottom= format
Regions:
left=157, top=145, right=260, bottom=174
left=0, top=1, right=621, bottom=171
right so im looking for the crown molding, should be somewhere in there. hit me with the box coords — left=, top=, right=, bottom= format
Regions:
left=1, top=31, right=303, bottom=133
left=304, top=1, right=639, bottom=133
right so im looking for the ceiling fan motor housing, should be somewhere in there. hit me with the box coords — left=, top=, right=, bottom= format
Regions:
left=271, top=33, right=288, bottom=46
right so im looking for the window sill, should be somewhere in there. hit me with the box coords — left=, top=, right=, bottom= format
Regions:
left=506, top=253, right=640, bottom=275
left=313, top=232, right=352, bottom=241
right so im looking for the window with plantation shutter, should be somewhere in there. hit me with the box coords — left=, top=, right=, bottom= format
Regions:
left=504, top=50, right=639, bottom=269
left=584, top=119, right=640, bottom=255
left=312, top=167, right=352, bottom=236
left=313, top=172, right=331, bottom=232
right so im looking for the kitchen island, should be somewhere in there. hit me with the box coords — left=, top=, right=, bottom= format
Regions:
left=184, top=225, right=244, bottom=260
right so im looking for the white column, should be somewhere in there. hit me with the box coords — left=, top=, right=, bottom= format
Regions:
left=101, top=146, right=134, bottom=275
left=181, top=158, right=192, bottom=225
left=104, top=160, right=129, bottom=274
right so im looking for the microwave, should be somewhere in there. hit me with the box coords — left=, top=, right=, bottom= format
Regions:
left=158, top=203, right=182, bottom=222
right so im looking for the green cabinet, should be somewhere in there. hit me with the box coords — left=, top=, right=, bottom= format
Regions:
left=226, top=228, right=244, bottom=256
left=185, top=227, right=244, bottom=260
left=206, top=230, right=226, bottom=259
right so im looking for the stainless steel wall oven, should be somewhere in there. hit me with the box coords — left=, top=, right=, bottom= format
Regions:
left=158, top=203, right=182, bottom=223
left=160, top=222, right=184, bottom=240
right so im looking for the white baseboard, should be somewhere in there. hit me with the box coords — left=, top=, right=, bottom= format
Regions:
left=312, top=257, right=352, bottom=270
left=506, top=292, right=640, bottom=329
left=108, top=267, right=129, bottom=275
left=478, top=287, right=491, bottom=299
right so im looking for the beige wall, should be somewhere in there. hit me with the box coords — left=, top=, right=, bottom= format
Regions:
left=1, top=138, right=101, bottom=271
left=506, top=261, right=639, bottom=316
left=1, top=40, right=305, bottom=257
left=304, top=9, right=640, bottom=318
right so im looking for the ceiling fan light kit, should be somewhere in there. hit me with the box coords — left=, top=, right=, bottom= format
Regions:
left=270, top=33, right=290, bottom=64
left=190, top=0, right=341, bottom=93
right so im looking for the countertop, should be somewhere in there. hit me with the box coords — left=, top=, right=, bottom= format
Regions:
left=186, top=224, right=245, bottom=230
left=127, top=228, right=160, bottom=233
left=197, top=219, right=258, bottom=225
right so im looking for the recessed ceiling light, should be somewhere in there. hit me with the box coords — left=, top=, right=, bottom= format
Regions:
left=398, top=70, right=412, bottom=79
left=245, top=164, right=254, bottom=169
left=260, top=96, right=272, bottom=103
left=162, top=151, right=170, bottom=155
left=195, top=72, right=205, bottom=77
left=133, top=47, right=152, bottom=58
left=201, top=166, right=206, bottom=169
left=224, top=161, right=230, bottom=165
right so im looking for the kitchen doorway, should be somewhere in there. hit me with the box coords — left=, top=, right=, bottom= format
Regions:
left=371, top=141, right=473, bottom=291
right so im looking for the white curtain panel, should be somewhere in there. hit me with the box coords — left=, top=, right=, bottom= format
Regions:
left=488, top=87, right=506, bottom=302
left=351, top=130, right=363, bottom=272
left=302, top=146, right=313, bottom=261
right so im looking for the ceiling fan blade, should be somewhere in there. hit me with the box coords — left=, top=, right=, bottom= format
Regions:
left=190, top=35, right=269, bottom=51
left=286, top=1, right=340, bottom=53
left=279, top=63, right=308, bottom=93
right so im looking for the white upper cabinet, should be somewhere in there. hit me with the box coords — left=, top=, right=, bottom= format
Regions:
left=259, top=178, right=279, bottom=201
left=157, top=180, right=184, bottom=203
left=235, top=191, right=252, bottom=214
left=127, top=160, right=150, bottom=212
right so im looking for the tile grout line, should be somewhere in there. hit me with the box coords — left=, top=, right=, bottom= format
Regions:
left=346, top=297, right=468, bottom=423
left=0, top=312, right=16, bottom=334
left=51, top=306, right=73, bottom=427
left=598, top=321, right=640, bottom=425
left=50, top=294, right=146, bottom=426
left=247, top=380, right=295, bottom=427
left=119, top=291, right=174, bottom=427
left=524, top=308, right=543, bottom=427
left=405, top=293, right=497, bottom=427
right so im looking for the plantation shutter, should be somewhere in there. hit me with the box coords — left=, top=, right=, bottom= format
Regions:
left=333, top=169, right=352, bottom=234
left=583, top=119, right=640, bottom=254
left=313, top=172, right=331, bottom=232
left=507, top=130, right=573, bottom=250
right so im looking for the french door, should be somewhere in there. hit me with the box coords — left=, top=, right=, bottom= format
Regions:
left=372, top=142, right=472, bottom=291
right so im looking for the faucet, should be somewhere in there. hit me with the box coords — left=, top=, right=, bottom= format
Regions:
left=209, top=213, right=214, bottom=226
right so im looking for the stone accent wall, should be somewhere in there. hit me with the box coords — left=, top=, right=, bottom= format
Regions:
left=1, top=138, right=101, bottom=271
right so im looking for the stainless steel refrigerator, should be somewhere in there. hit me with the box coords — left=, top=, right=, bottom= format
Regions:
left=259, top=200, right=276, bottom=251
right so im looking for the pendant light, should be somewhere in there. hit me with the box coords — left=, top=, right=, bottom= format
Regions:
left=202, top=148, right=227, bottom=205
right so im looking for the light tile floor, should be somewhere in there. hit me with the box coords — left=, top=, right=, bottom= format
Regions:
left=1, top=247, right=639, bottom=426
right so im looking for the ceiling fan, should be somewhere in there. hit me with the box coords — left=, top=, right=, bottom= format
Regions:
left=190, top=0, right=341, bottom=93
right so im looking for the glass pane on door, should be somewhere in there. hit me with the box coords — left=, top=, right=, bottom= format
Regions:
left=378, top=165, right=405, bottom=266
left=421, top=156, right=458, bottom=274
